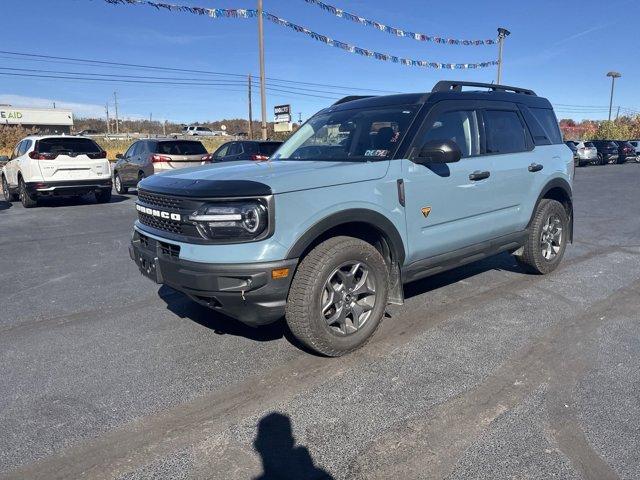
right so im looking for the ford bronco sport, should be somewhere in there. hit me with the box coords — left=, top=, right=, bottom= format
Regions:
left=130, top=81, right=573, bottom=356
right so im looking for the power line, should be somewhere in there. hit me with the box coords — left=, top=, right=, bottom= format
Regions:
left=0, top=50, right=399, bottom=94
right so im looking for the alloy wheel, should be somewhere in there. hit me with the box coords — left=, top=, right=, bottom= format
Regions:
left=321, top=261, right=377, bottom=336
left=540, top=214, right=563, bottom=261
left=2, top=177, right=9, bottom=201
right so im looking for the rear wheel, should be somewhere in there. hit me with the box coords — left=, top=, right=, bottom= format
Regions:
left=2, top=175, right=17, bottom=202
left=114, top=173, right=128, bottom=194
left=286, top=236, right=389, bottom=357
left=18, top=177, right=37, bottom=208
left=515, top=199, right=569, bottom=275
left=597, top=153, right=605, bottom=165
left=95, top=189, right=112, bottom=204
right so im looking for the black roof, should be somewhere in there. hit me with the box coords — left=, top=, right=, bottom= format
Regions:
left=330, top=80, right=552, bottom=111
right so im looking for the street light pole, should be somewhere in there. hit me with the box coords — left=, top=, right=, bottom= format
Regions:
left=496, top=27, right=510, bottom=85
left=606, top=71, right=621, bottom=121
left=257, top=0, right=268, bottom=140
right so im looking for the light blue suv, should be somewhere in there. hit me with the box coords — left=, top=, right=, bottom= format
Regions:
left=130, top=81, right=573, bottom=356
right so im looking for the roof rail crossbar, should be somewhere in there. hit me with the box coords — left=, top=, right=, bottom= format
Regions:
left=432, top=81, right=536, bottom=96
left=332, top=95, right=375, bottom=105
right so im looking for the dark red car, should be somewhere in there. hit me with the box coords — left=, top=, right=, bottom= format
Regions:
left=613, top=141, right=636, bottom=164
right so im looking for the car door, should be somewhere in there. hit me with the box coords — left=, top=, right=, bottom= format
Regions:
left=401, top=101, right=514, bottom=264
left=5, top=141, right=21, bottom=186
left=121, top=142, right=139, bottom=184
left=222, top=142, right=243, bottom=161
left=480, top=105, right=540, bottom=234
left=131, top=140, right=149, bottom=178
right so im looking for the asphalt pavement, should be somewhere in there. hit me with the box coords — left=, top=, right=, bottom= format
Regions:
left=1, top=163, right=639, bottom=480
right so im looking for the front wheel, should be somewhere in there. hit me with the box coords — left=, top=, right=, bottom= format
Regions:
left=2, top=175, right=17, bottom=202
left=114, top=173, right=128, bottom=194
left=515, top=199, right=569, bottom=275
left=285, top=236, right=389, bottom=357
left=19, top=178, right=37, bottom=208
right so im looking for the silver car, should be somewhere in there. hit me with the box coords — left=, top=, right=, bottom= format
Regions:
left=565, top=140, right=598, bottom=167
left=112, top=139, right=208, bottom=194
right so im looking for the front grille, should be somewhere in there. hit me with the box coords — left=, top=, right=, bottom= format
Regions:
left=138, top=190, right=184, bottom=210
left=138, top=211, right=183, bottom=234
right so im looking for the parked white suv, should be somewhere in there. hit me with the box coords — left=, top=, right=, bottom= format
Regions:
left=1, top=135, right=112, bottom=208
left=182, top=126, right=215, bottom=137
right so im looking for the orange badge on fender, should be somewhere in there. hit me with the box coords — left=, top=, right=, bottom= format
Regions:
left=421, top=206, right=432, bottom=218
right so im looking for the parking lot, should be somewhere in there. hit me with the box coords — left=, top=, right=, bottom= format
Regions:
left=1, top=163, right=639, bottom=479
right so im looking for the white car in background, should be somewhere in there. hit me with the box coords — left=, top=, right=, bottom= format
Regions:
left=1, top=135, right=112, bottom=208
left=182, top=125, right=215, bottom=137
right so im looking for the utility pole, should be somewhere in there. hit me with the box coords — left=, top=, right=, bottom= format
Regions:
left=105, top=103, right=111, bottom=135
left=298, top=112, right=302, bottom=124
left=606, top=71, right=621, bottom=121
left=248, top=74, right=254, bottom=140
left=113, top=91, right=120, bottom=134
left=257, top=0, right=268, bottom=140
left=496, top=27, right=510, bottom=85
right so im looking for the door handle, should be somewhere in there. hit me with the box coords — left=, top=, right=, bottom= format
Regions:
left=469, top=170, right=490, bottom=181
left=528, top=163, right=543, bottom=172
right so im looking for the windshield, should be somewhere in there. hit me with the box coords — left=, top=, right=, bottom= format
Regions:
left=273, top=105, right=418, bottom=161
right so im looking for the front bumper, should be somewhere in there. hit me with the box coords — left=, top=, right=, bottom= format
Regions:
left=26, top=179, right=112, bottom=196
left=130, top=230, right=297, bottom=326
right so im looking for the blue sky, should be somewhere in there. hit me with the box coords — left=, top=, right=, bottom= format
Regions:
left=1, top=0, right=639, bottom=123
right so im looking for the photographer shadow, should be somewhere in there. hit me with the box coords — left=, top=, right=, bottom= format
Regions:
left=252, top=412, right=334, bottom=480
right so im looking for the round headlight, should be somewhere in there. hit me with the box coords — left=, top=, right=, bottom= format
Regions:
left=242, top=204, right=266, bottom=233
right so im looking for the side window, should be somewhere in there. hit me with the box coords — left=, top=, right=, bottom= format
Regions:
left=530, top=108, right=562, bottom=144
left=12, top=141, right=24, bottom=159
left=483, top=110, right=528, bottom=155
left=417, top=110, right=480, bottom=158
left=19, top=140, right=32, bottom=156
left=124, top=142, right=138, bottom=158
left=214, top=143, right=230, bottom=159
left=227, top=142, right=242, bottom=156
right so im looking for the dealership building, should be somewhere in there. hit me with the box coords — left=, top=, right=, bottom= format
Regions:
left=0, top=106, right=74, bottom=134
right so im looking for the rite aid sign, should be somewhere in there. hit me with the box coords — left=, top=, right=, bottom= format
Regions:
left=0, top=107, right=74, bottom=126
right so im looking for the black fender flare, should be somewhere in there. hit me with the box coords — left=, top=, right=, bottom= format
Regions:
left=285, top=208, right=406, bottom=265
left=530, top=177, right=574, bottom=241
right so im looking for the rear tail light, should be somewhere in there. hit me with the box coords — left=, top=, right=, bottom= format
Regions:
left=201, top=154, right=213, bottom=163
left=28, top=151, right=58, bottom=160
left=151, top=154, right=171, bottom=163
left=578, top=148, right=585, bottom=153
left=250, top=154, right=270, bottom=161
left=87, top=151, right=107, bottom=159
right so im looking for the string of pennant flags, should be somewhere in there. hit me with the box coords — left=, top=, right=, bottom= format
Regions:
left=103, top=0, right=499, bottom=69
left=304, top=0, right=497, bottom=46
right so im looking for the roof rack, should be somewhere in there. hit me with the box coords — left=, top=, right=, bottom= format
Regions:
left=432, top=81, right=536, bottom=96
left=332, top=95, right=375, bottom=105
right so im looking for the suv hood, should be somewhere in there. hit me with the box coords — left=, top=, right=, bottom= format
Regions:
left=139, top=160, right=390, bottom=197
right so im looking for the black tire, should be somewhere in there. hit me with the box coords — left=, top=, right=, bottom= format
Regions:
left=577, top=160, right=586, bottom=167
left=95, top=189, right=112, bottom=204
left=2, top=175, right=17, bottom=202
left=285, top=236, right=389, bottom=357
left=597, top=154, right=605, bottom=166
left=114, top=173, right=128, bottom=194
left=18, top=177, right=37, bottom=208
left=515, top=199, right=569, bottom=275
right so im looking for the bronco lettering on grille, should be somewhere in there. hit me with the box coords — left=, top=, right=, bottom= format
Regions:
left=136, top=203, right=181, bottom=221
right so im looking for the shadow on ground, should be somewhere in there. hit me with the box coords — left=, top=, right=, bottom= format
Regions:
left=252, top=412, right=334, bottom=480
left=157, top=252, right=527, bottom=351
left=32, top=194, right=129, bottom=208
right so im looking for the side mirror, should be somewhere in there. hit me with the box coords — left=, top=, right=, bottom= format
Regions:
left=115, top=153, right=124, bottom=159
left=415, top=140, right=462, bottom=164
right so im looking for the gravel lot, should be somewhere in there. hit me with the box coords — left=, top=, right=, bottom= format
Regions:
left=1, top=163, right=639, bottom=480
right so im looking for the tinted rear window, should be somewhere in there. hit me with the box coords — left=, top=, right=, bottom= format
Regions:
left=584, top=142, right=594, bottom=147
left=155, top=141, right=207, bottom=155
left=37, top=138, right=102, bottom=154
left=484, top=110, right=528, bottom=154
left=530, top=108, right=562, bottom=144
left=259, top=143, right=281, bottom=156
